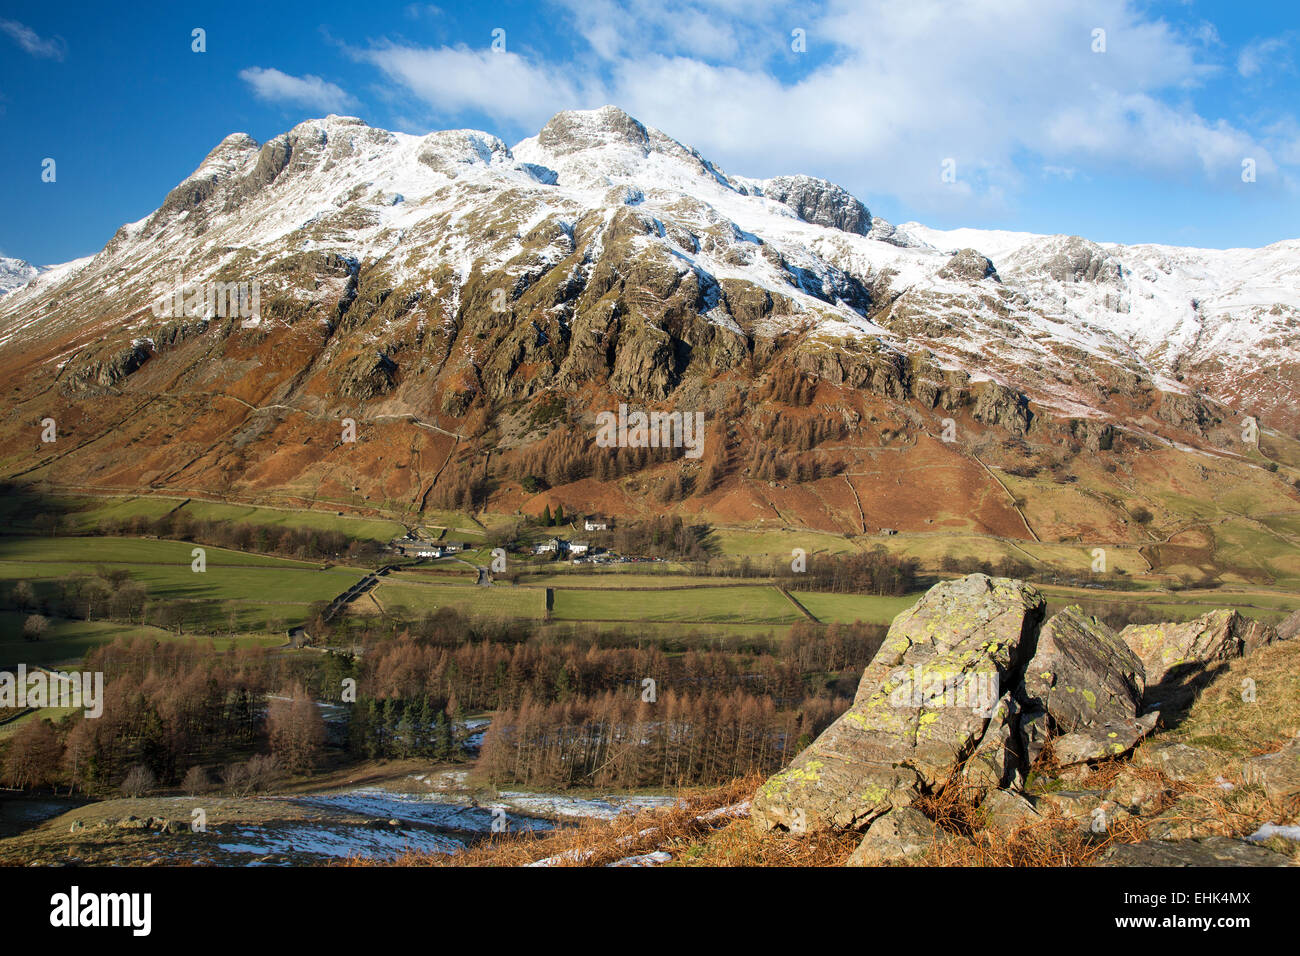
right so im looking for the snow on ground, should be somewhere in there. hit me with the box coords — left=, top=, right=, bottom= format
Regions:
left=608, top=851, right=672, bottom=866
left=1247, top=822, right=1300, bottom=843
left=208, top=784, right=681, bottom=863
left=292, top=788, right=551, bottom=833
left=495, top=791, right=677, bottom=820
left=526, top=796, right=749, bottom=866
left=217, top=823, right=465, bottom=862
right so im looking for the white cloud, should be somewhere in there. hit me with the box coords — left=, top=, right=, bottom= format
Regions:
left=349, top=0, right=1291, bottom=218
left=1191, top=21, right=1222, bottom=48
left=0, top=19, right=66, bottom=60
left=351, top=42, right=596, bottom=128
left=239, top=67, right=357, bottom=113
left=1237, top=34, right=1295, bottom=79
left=1263, top=116, right=1300, bottom=166
left=552, top=0, right=785, bottom=62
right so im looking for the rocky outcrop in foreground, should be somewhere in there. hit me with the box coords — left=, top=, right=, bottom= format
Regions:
left=752, top=575, right=1044, bottom=833
left=752, top=575, right=1294, bottom=866
left=1119, top=610, right=1276, bottom=688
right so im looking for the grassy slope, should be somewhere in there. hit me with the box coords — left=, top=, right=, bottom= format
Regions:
left=0, top=536, right=366, bottom=633
left=550, top=585, right=802, bottom=625
left=370, top=579, right=546, bottom=620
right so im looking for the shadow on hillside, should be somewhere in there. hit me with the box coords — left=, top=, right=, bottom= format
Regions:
left=1142, top=660, right=1232, bottom=731
left=0, top=480, right=83, bottom=537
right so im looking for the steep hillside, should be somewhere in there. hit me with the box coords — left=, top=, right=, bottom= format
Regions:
left=0, top=106, right=1296, bottom=555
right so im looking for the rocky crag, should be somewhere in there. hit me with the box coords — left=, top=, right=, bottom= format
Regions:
left=753, top=574, right=1298, bottom=866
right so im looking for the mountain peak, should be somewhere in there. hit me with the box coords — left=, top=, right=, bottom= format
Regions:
left=752, top=174, right=873, bottom=236
left=536, top=106, right=650, bottom=155
left=0, top=256, right=39, bottom=297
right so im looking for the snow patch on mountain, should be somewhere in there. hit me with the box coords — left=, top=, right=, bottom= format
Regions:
left=0, top=257, right=39, bottom=297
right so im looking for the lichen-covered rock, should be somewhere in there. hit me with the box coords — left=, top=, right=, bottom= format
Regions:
left=1242, top=735, right=1300, bottom=801
left=963, top=692, right=1024, bottom=789
left=1034, top=790, right=1132, bottom=832
left=1119, top=610, right=1277, bottom=688
left=1098, top=837, right=1291, bottom=867
left=979, top=789, right=1041, bottom=831
left=1134, top=741, right=1215, bottom=782
left=1022, top=606, right=1153, bottom=765
left=1105, top=768, right=1171, bottom=814
left=1051, top=715, right=1158, bottom=765
left=845, top=807, right=937, bottom=865
left=752, top=574, right=1044, bottom=833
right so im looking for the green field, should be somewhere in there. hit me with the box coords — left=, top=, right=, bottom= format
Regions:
left=394, top=560, right=477, bottom=580
left=521, top=572, right=734, bottom=589
left=172, top=500, right=407, bottom=543
left=0, top=535, right=323, bottom=569
left=0, top=536, right=366, bottom=634
left=0, top=706, right=80, bottom=739
left=1041, top=584, right=1297, bottom=624
left=708, top=528, right=858, bottom=559
left=0, top=612, right=283, bottom=668
left=787, top=590, right=918, bottom=625
left=369, top=579, right=547, bottom=620
left=2, top=487, right=1294, bottom=653
left=550, top=585, right=803, bottom=625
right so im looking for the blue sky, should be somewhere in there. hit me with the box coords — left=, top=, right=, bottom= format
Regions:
left=2, top=0, right=1298, bottom=265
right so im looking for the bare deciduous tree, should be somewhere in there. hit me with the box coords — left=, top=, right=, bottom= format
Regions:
left=1, top=718, right=61, bottom=790
left=22, top=614, right=48, bottom=641
left=180, top=764, right=210, bottom=796
left=268, top=684, right=326, bottom=774
left=120, top=763, right=156, bottom=798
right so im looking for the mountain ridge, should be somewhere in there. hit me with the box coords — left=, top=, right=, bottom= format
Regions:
left=0, top=105, right=1296, bottom=559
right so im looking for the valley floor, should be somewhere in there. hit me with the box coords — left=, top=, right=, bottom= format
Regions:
left=2, top=492, right=1298, bottom=868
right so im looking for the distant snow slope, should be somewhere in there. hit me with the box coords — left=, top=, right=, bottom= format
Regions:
left=0, top=257, right=38, bottom=297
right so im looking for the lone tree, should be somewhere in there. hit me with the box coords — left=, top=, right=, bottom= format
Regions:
left=11, top=580, right=35, bottom=611
left=180, top=765, right=210, bottom=796
left=120, top=764, right=156, bottom=798
left=268, top=684, right=326, bottom=774
left=22, top=614, right=48, bottom=642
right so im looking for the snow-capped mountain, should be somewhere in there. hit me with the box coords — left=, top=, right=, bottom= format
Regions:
left=1, top=106, right=1293, bottom=428
left=0, top=106, right=1294, bottom=531
left=0, top=257, right=39, bottom=297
